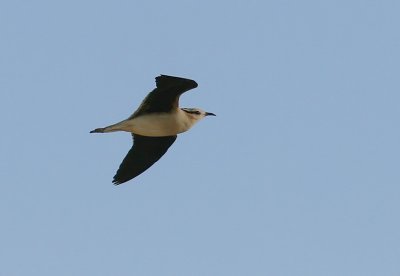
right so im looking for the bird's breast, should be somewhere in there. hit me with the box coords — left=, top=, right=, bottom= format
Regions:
left=122, top=111, right=193, bottom=137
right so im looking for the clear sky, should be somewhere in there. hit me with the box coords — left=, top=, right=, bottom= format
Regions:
left=1, top=0, right=400, bottom=275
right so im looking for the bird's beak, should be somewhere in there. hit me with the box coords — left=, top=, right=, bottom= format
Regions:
left=205, top=112, right=216, bottom=116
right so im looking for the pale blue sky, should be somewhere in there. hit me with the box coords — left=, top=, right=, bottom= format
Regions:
left=1, top=0, right=400, bottom=275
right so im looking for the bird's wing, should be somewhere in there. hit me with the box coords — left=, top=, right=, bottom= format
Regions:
left=112, top=134, right=177, bottom=185
left=130, top=75, right=198, bottom=118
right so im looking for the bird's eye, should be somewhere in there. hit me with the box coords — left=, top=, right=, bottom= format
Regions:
left=182, top=108, right=201, bottom=115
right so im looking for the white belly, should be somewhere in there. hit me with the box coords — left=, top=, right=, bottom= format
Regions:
left=111, top=111, right=193, bottom=137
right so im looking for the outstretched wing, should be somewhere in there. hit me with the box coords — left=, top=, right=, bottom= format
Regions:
left=130, top=75, right=198, bottom=118
left=112, top=134, right=177, bottom=185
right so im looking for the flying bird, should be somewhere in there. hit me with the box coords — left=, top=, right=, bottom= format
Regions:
left=90, top=75, right=216, bottom=185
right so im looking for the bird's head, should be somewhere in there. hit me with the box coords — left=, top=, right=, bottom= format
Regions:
left=181, top=108, right=216, bottom=122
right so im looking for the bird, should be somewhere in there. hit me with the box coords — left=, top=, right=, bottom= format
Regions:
left=90, top=74, right=216, bottom=185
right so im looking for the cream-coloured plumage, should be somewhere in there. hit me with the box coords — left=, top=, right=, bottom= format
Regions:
left=91, top=108, right=210, bottom=137
left=90, top=75, right=215, bottom=185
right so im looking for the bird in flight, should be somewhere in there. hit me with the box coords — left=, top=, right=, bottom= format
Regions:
left=90, top=75, right=216, bottom=185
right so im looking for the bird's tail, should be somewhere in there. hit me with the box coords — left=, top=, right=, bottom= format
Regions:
left=90, top=128, right=106, bottom=133
left=90, top=120, right=129, bottom=133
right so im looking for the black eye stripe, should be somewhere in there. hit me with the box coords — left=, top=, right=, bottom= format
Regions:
left=182, top=109, right=201, bottom=115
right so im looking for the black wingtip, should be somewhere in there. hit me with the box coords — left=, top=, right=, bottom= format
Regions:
left=156, top=74, right=198, bottom=89
left=112, top=179, right=123, bottom=185
left=112, top=176, right=131, bottom=185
